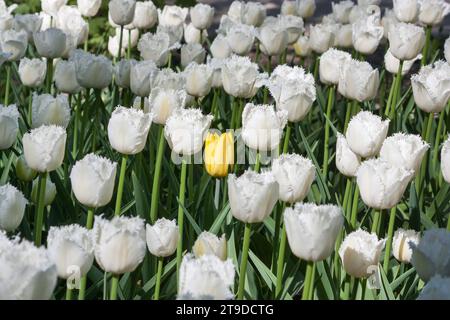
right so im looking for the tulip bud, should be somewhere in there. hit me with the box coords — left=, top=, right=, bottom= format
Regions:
left=0, top=232, right=57, bottom=300
left=158, top=5, right=188, bottom=27
left=13, top=14, right=43, bottom=42
left=357, top=158, right=414, bottom=209
left=0, top=104, right=19, bottom=150
left=284, top=203, right=344, bottom=262
left=293, top=35, right=312, bottom=57
left=164, top=108, right=213, bottom=156
left=56, top=5, right=89, bottom=46
left=78, top=0, right=101, bottom=17
left=132, top=1, right=157, bottom=30
left=271, top=154, right=315, bottom=203
left=129, top=60, right=158, bottom=97
left=309, top=24, right=335, bottom=53
left=184, top=23, right=207, bottom=45
left=32, top=93, right=70, bottom=129
left=0, top=29, right=28, bottom=61
left=93, top=215, right=146, bottom=275
left=339, top=59, right=380, bottom=102
left=392, top=228, right=421, bottom=264
left=336, top=133, right=361, bottom=177
left=242, top=103, right=288, bottom=152
left=339, top=229, right=385, bottom=278
left=411, top=228, right=450, bottom=281
left=417, top=275, right=450, bottom=300
left=53, top=60, right=81, bottom=94
left=319, top=48, right=351, bottom=85
left=352, top=10, right=383, bottom=55
left=137, top=32, right=177, bottom=67
left=107, top=106, right=153, bottom=155
left=0, top=184, right=27, bottom=232
left=178, top=254, right=235, bottom=300
left=384, top=49, right=421, bottom=75
left=332, top=0, right=354, bottom=23
left=33, top=28, right=66, bottom=59
left=393, top=0, right=419, bottom=23
left=379, top=133, right=429, bottom=173
left=204, top=132, right=234, bottom=178
left=184, top=63, right=213, bottom=97
left=210, top=34, right=232, bottom=59
left=109, top=0, right=136, bottom=26
left=18, top=58, right=46, bottom=87
left=114, top=59, right=136, bottom=89
left=412, top=60, right=450, bottom=113
left=15, top=155, right=37, bottom=182
left=418, top=0, right=450, bottom=26
left=193, top=231, right=227, bottom=261
left=147, top=87, right=186, bottom=125
left=181, top=43, right=206, bottom=69
left=23, top=125, right=67, bottom=172
left=226, top=23, right=256, bottom=56
left=388, top=22, right=426, bottom=61
left=47, top=224, right=94, bottom=279
left=441, top=136, right=450, bottom=183
left=297, top=0, right=316, bottom=18
left=70, top=49, right=113, bottom=89
left=190, top=3, right=214, bottom=30
left=70, top=153, right=117, bottom=208
left=146, top=218, right=178, bottom=257
left=257, top=23, right=289, bottom=57
left=31, top=176, right=57, bottom=206
left=42, top=0, right=67, bottom=16
left=228, top=170, right=279, bottom=224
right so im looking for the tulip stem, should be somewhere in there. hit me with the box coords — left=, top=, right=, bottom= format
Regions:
left=302, top=261, right=314, bottom=300
left=154, top=257, right=163, bottom=300
left=432, top=111, right=444, bottom=172
left=350, top=183, right=359, bottom=230
left=72, top=94, right=81, bottom=159
left=308, top=262, right=316, bottom=300
left=66, top=287, right=72, bottom=300
left=323, top=85, right=335, bottom=180
left=28, top=91, right=32, bottom=126
left=383, top=206, right=397, bottom=274
left=447, top=214, right=450, bottom=231
left=150, top=125, right=166, bottom=223
left=384, top=74, right=395, bottom=117
left=78, top=208, right=94, bottom=300
left=371, top=210, right=381, bottom=234
left=176, top=159, right=187, bottom=285
left=118, top=25, right=124, bottom=59
left=110, top=275, right=119, bottom=300
left=421, top=26, right=432, bottom=66
left=275, top=222, right=287, bottom=299
left=417, top=112, right=434, bottom=193
left=114, top=155, right=128, bottom=216
left=237, top=223, right=251, bottom=300
left=283, top=124, right=291, bottom=154
left=127, top=29, right=131, bottom=59
left=34, top=171, right=47, bottom=246
left=46, top=58, right=53, bottom=94
left=254, top=152, right=261, bottom=172
left=389, top=60, right=403, bottom=120
left=344, top=101, right=352, bottom=132
left=4, top=63, right=10, bottom=105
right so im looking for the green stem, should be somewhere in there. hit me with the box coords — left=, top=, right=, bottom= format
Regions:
left=384, top=74, right=395, bottom=117
left=72, top=95, right=81, bottom=158
left=313, top=56, right=320, bottom=81
left=275, top=222, right=287, bottom=298
left=154, top=257, right=164, bottom=300
left=114, top=155, right=128, bottom=216
left=308, top=262, right=316, bottom=300
left=254, top=151, right=261, bottom=173
left=389, top=60, right=403, bottom=120
left=371, top=210, right=381, bottom=234
left=150, top=125, right=166, bottom=223
left=66, top=287, right=72, bottom=300
left=417, top=112, right=434, bottom=192
left=302, top=261, right=314, bottom=300
left=432, top=111, right=444, bottom=172
left=176, top=159, right=187, bottom=285
left=28, top=91, right=32, bottom=126
left=344, top=101, right=352, bottom=132
left=46, top=58, right=53, bottom=94
left=383, top=206, right=396, bottom=273
left=78, top=208, right=94, bottom=300
left=350, top=183, right=360, bottom=230
left=237, top=223, right=252, bottom=300
left=447, top=214, right=450, bottom=231
left=110, top=275, right=119, bottom=300
left=421, top=26, right=432, bottom=66
left=323, top=85, right=335, bottom=180
left=283, top=124, right=291, bottom=154
left=4, top=63, right=10, bottom=105
left=127, top=29, right=131, bottom=59
left=118, top=25, right=124, bottom=59
left=34, top=172, right=48, bottom=246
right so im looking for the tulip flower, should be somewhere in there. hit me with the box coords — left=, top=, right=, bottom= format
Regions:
left=384, top=49, right=421, bottom=75
left=146, top=218, right=178, bottom=258
left=339, top=229, right=385, bottom=278
left=15, top=155, right=37, bottom=182
left=0, top=232, right=57, bottom=300
left=178, top=254, right=235, bottom=300
left=129, top=60, right=158, bottom=97
left=208, top=57, right=225, bottom=88
left=204, top=132, right=234, bottom=178
left=319, top=48, right=351, bottom=85
left=388, top=22, right=426, bottom=61
left=381, top=8, right=398, bottom=39
left=335, top=133, right=361, bottom=177
left=132, top=1, right=157, bottom=30
left=55, top=5, right=88, bottom=46
left=18, top=58, right=46, bottom=87
left=53, top=60, right=81, bottom=94
left=0, top=104, right=19, bottom=150
left=0, top=184, right=27, bottom=232
left=183, top=23, right=207, bottom=45
left=281, top=1, right=298, bottom=16
left=379, top=133, right=429, bottom=173
left=138, top=31, right=179, bottom=67
left=70, top=153, right=117, bottom=209
left=393, top=0, right=419, bottom=23
left=152, top=68, right=185, bottom=91
left=77, top=0, right=101, bottom=17
left=156, top=23, right=184, bottom=47
left=193, top=231, right=227, bottom=261
left=309, top=23, right=335, bottom=54
left=158, top=5, right=188, bottom=27
left=31, top=93, right=70, bottom=129
left=241, top=103, right=288, bottom=152
left=226, top=23, right=256, bottom=56
left=293, top=35, right=312, bottom=57
left=114, top=59, right=136, bottom=89
left=13, top=14, right=43, bottom=42
left=42, top=0, right=67, bottom=16
left=418, top=0, right=450, bottom=26
left=417, top=275, right=450, bottom=300
left=210, top=34, right=232, bottom=59
left=190, top=3, right=214, bottom=31
left=184, top=62, right=213, bottom=98
left=392, top=228, right=421, bottom=263
left=357, top=158, right=414, bottom=210
left=332, top=0, right=354, bottom=24
left=109, top=0, right=136, bottom=26
left=228, top=1, right=266, bottom=26
left=442, top=136, right=450, bottom=184
left=297, top=0, right=316, bottom=18
left=181, top=43, right=205, bottom=69
left=147, top=88, right=186, bottom=125
left=31, top=176, right=57, bottom=206
left=257, top=23, right=289, bottom=57
left=0, top=29, right=28, bottom=61
left=411, top=60, right=450, bottom=113
left=352, top=9, right=383, bottom=55
left=70, top=50, right=112, bottom=89
left=33, top=28, right=66, bottom=59
left=411, top=228, right=450, bottom=281
left=334, top=24, right=353, bottom=48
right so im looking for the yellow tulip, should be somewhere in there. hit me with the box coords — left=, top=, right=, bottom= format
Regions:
left=204, top=132, right=234, bottom=178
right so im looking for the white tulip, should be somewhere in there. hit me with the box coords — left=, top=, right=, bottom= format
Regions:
left=0, top=232, right=57, bottom=300
left=152, top=68, right=185, bottom=91
left=13, top=14, right=43, bottom=41
left=411, top=228, right=450, bottom=281
left=39, top=11, right=52, bottom=31
left=271, top=154, right=315, bottom=203
left=309, top=23, right=335, bottom=53
left=285, top=203, right=344, bottom=261
left=190, top=3, right=214, bottom=30
left=381, top=9, right=398, bottom=39
left=15, top=155, right=37, bottom=182
left=226, top=23, right=256, bottom=56
left=138, top=31, right=178, bottom=67
left=293, top=35, right=312, bottom=57
left=296, top=0, right=316, bottom=18
left=335, top=24, right=353, bottom=48
left=332, top=0, right=354, bottom=24
left=181, top=43, right=205, bottom=69
left=358, top=0, right=381, bottom=5
left=131, top=1, right=157, bottom=29
left=442, top=136, right=450, bottom=183
left=357, top=158, right=414, bottom=209
left=184, top=23, right=207, bottom=45
left=210, top=34, right=232, bottom=59
left=384, top=49, right=421, bottom=75
left=23, top=125, right=66, bottom=172
left=156, top=23, right=184, bottom=46
left=193, top=231, right=227, bottom=261
left=221, top=55, right=268, bottom=99
left=0, top=1, right=16, bottom=31
left=228, top=1, right=266, bottom=26
left=33, top=28, right=66, bottom=59
left=70, top=153, right=117, bottom=208
left=339, top=229, right=385, bottom=278
left=319, top=48, right=351, bottom=85
left=0, top=29, right=28, bottom=61
left=54, top=60, right=81, bottom=94
left=392, top=228, right=421, bottom=263
left=114, top=58, right=136, bottom=89
left=352, top=10, right=384, bottom=55
left=208, top=57, right=225, bottom=89
left=418, top=0, right=450, bottom=26
left=184, top=63, right=213, bottom=98
left=146, top=218, right=178, bottom=257
left=164, top=108, right=212, bottom=156
left=241, top=103, right=288, bottom=152
left=77, top=0, right=101, bottom=17
left=18, top=58, right=46, bottom=87
left=0, top=184, right=27, bottom=232
left=388, top=22, right=425, bottom=61
left=42, top=0, right=67, bottom=16
left=228, top=170, right=279, bottom=224
left=277, top=15, right=304, bottom=44
left=445, top=37, right=450, bottom=64
left=178, top=254, right=235, bottom=300
left=31, top=175, right=57, bottom=206
left=93, top=215, right=146, bottom=275
left=281, top=1, right=299, bottom=16
left=129, top=59, right=158, bottom=97
left=56, top=5, right=89, bottom=45
left=109, top=0, right=136, bottom=26
left=61, top=33, right=78, bottom=59
left=147, top=87, right=186, bottom=125
left=380, top=133, right=429, bottom=173
left=0, top=104, right=19, bottom=150
left=393, top=0, right=418, bottom=23
left=158, top=5, right=188, bottom=27
left=268, top=65, right=316, bottom=122
left=47, top=224, right=94, bottom=279
left=32, top=93, right=70, bottom=129
left=70, top=49, right=112, bottom=89
left=336, top=133, right=361, bottom=177
left=338, top=59, right=380, bottom=102
left=257, top=23, right=289, bottom=56
left=417, top=275, right=450, bottom=300
left=411, top=60, right=450, bottom=113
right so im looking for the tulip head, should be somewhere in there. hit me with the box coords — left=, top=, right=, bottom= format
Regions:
left=180, top=43, right=205, bottom=69
left=77, top=0, right=102, bottom=17
left=418, top=0, right=450, bottom=26
left=109, top=0, right=136, bottom=26
left=384, top=49, right=421, bottom=75
left=33, top=28, right=66, bottom=59
left=18, top=57, right=46, bottom=87
left=336, top=133, right=361, bottom=177
left=210, top=34, right=232, bottom=59
left=193, top=231, right=227, bottom=261
left=132, top=1, right=157, bottom=30
left=226, top=23, right=256, bottom=56
left=293, top=35, right=312, bottom=57
left=204, top=132, right=234, bottom=178
left=114, top=59, right=136, bottom=89
left=297, top=0, right=316, bottom=18
left=392, top=228, right=421, bottom=264
left=332, top=0, right=354, bottom=24
left=0, top=104, right=19, bottom=150
left=13, top=14, right=43, bottom=42
left=417, top=275, right=450, bottom=300
left=148, top=87, right=186, bottom=125
left=55, top=5, right=89, bottom=46
left=184, top=62, right=213, bottom=97
left=0, top=184, right=27, bottom=232
left=31, top=93, right=71, bottom=129
left=137, top=31, right=177, bottom=67
left=319, top=48, right=351, bottom=85
left=41, top=0, right=67, bottom=16
left=190, top=3, right=215, bottom=30
left=129, top=59, right=159, bottom=97
left=53, top=60, right=81, bottom=94
left=146, top=218, right=178, bottom=257
left=257, top=23, right=289, bottom=56
left=158, top=5, right=188, bottom=27
left=15, top=155, right=37, bottom=182
left=388, top=22, right=426, bottom=61
left=0, top=29, right=28, bottom=61
left=309, top=23, right=335, bottom=53
left=393, top=0, right=419, bottom=23
left=70, top=49, right=113, bottom=89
